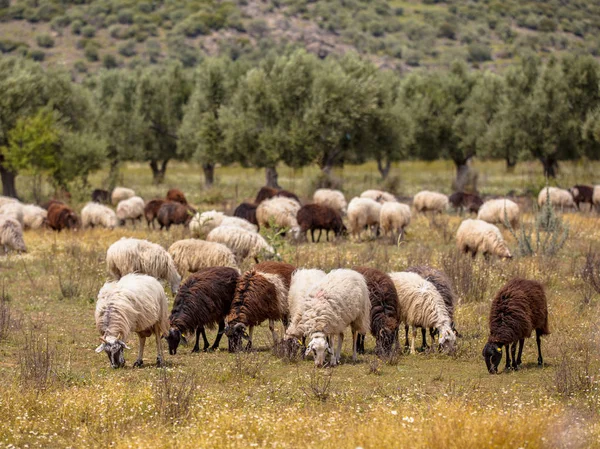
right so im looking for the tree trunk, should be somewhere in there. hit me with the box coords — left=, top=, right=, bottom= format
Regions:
left=505, top=157, right=517, bottom=173
left=377, top=158, right=391, bottom=180
left=0, top=162, right=18, bottom=198
left=107, top=158, right=120, bottom=190
left=453, top=162, right=470, bottom=192
left=203, top=163, right=215, bottom=188
left=265, top=166, right=280, bottom=189
left=541, top=157, right=558, bottom=178
left=150, top=159, right=169, bottom=185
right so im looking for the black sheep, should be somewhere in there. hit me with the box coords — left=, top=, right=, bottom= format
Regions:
left=569, top=185, right=594, bottom=210
left=234, top=202, right=259, bottom=227
left=91, top=189, right=111, bottom=204
left=449, top=192, right=483, bottom=214
left=297, top=203, right=346, bottom=243
left=255, top=186, right=301, bottom=205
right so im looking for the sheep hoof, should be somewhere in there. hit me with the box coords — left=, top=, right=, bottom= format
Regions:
left=156, top=358, right=164, bottom=367
left=133, top=360, right=143, bottom=368
left=191, top=348, right=200, bottom=353
left=513, top=365, right=520, bottom=371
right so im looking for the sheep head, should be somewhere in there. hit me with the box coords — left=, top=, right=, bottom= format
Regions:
left=438, top=328, right=457, bottom=354
left=375, top=327, right=396, bottom=357
left=95, top=336, right=130, bottom=369
left=305, top=333, right=333, bottom=367
left=482, top=342, right=502, bottom=374
left=166, top=327, right=188, bottom=355
left=224, top=322, right=248, bottom=353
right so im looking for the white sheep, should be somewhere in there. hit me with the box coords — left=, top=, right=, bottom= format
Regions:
left=360, top=189, right=397, bottom=204
left=379, top=202, right=411, bottom=241
left=111, top=187, right=135, bottom=205
left=189, top=210, right=257, bottom=237
left=256, top=197, right=301, bottom=238
left=0, top=216, right=26, bottom=253
left=0, top=196, right=18, bottom=207
left=346, top=197, right=382, bottom=240
left=22, top=204, right=47, bottom=230
left=413, top=191, right=449, bottom=213
left=477, top=198, right=520, bottom=228
left=286, top=269, right=370, bottom=366
left=538, top=187, right=575, bottom=210
left=388, top=271, right=456, bottom=355
left=116, top=196, right=145, bottom=226
left=592, top=186, right=600, bottom=210
left=456, top=219, right=512, bottom=259
left=168, top=239, right=238, bottom=275
left=206, top=226, right=275, bottom=262
left=285, top=269, right=327, bottom=343
left=313, top=189, right=347, bottom=215
left=106, top=237, right=181, bottom=293
left=0, top=201, right=24, bottom=226
left=95, top=273, right=169, bottom=368
left=81, top=202, right=118, bottom=229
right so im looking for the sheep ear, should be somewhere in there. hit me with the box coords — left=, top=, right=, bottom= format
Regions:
left=118, top=340, right=131, bottom=350
left=95, top=344, right=105, bottom=353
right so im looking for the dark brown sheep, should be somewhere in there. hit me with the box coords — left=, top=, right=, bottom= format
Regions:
left=352, top=267, right=400, bottom=357
left=144, top=199, right=166, bottom=229
left=297, top=203, right=346, bottom=243
left=225, top=261, right=296, bottom=352
left=449, top=192, right=483, bottom=214
left=166, top=188, right=188, bottom=205
left=233, top=202, right=259, bottom=227
left=47, top=203, right=79, bottom=231
left=483, top=278, right=550, bottom=374
left=166, top=267, right=240, bottom=355
left=569, top=185, right=594, bottom=210
left=255, top=186, right=301, bottom=205
left=157, top=202, right=196, bottom=230
left=91, top=189, right=111, bottom=204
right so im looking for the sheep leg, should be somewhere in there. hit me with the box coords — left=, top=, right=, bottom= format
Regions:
left=269, top=319, right=278, bottom=344
left=201, top=327, right=211, bottom=351
left=536, top=329, right=543, bottom=366
left=192, top=327, right=201, bottom=353
left=134, top=336, right=146, bottom=367
left=410, top=327, right=417, bottom=355
left=245, top=326, right=254, bottom=351
left=326, top=230, right=329, bottom=242
left=211, top=320, right=225, bottom=351
left=516, top=338, right=524, bottom=367
left=316, top=229, right=322, bottom=243
left=311, top=229, right=315, bottom=243
left=421, top=328, right=428, bottom=350
left=504, top=344, right=511, bottom=371
left=352, top=330, right=358, bottom=363
left=335, top=333, right=344, bottom=365
left=155, top=329, right=164, bottom=367
left=404, top=325, right=409, bottom=348
left=511, top=342, right=518, bottom=370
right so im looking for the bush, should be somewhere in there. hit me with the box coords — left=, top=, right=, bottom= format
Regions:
left=405, top=49, right=421, bottom=67
left=248, top=18, right=268, bottom=37
left=23, top=7, right=40, bottom=23
left=36, top=34, right=55, bottom=48
left=81, top=24, right=96, bottom=38
left=146, top=39, right=161, bottom=63
left=73, top=60, right=87, bottom=73
left=28, top=49, right=45, bottom=61
left=138, top=2, right=154, bottom=14
left=118, top=40, right=137, bottom=57
left=50, top=15, right=70, bottom=31
left=0, top=38, right=21, bottom=53
left=438, top=22, right=456, bottom=39
left=84, top=41, right=99, bottom=61
left=117, top=8, right=134, bottom=24
left=467, top=43, right=492, bottom=62
left=102, top=53, right=119, bottom=69
left=0, top=0, right=10, bottom=9
left=71, top=19, right=84, bottom=34
left=37, top=3, right=60, bottom=22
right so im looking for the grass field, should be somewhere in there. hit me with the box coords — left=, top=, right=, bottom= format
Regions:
left=1, top=160, right=600, bottom=448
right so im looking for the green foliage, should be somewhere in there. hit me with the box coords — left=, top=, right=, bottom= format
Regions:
left=102, top=54, right=118, bottom=69
left=36, top=34, right=55, bottom=48
left=28, top=49, right=45, bottom=61
left=74, top=60, right=87, bottom=73
left=118, top=40, right=136, bottom=57
left=81, top=25, right=96, bottom=38
left=84, top=41, right=99, bottom=61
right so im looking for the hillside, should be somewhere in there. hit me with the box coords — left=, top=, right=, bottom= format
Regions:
left=1, top=0, right=599, bottom=73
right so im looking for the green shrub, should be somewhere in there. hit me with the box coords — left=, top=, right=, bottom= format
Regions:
left=28, top=49, right=45, bottom=61
left=104, top=14, right=118, bottom=27
left=248, top=18, right=268, bottom=37
left=117, top=9, right=134, bottom=24
left=81, top=25, right=95, bottom=38
left=467, top=43, right=492, bottom=62
left=102, top=53, right=119, bottom=69
left=23, top=7, right=39, bottom=23
left=50, top=15, right=70, bottom=30
left=538, top=17, right=558, bottom=32
left=118, top=40, right=136, bottom=57
left=71, top=19, right=84, bottom=35
left=84, top=41, right=99, bottom=61
left=37, top=3, right=60, bottom=22
left=438, top=22, right=456, bottom=39
left=394, top=7, right=403, bottom=16
left=73, top=60, right=87, bottom=73
left=36, top=34, right=55, bottom=48
left=0, top=0, right=10, bottom=9
left=405, top=49, right=421, bottom=67
left=7, top=4, right=25, bottom=19
left=0, top=39, right=21, bottom=53
left=146, top=39, right=161, bottom=63
left=138, top=2, right=154, bottom=14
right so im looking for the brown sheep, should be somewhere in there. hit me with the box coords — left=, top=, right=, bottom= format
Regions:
left=166, top=188, right=188, bottom=205
left=483, top=278, right=550, bottom=374
left=91, top=189, right=111, bottom=204
left=297, top=203, right=346, bottom=243
left=352, top=267, right=400, bottom=357
left=166, top=267, right=240, bottom=355
left=233, top=202, right=259, bottom=227
left=255, top=186, right=301, bottom=205
left=448, top=192, right=483, bottom=214
left=225, top=261, right=296, bottom=352
left=569, top=185, right=594, bottom=210
left=47, top=203, right=79, bottom=231
left=157, top=202, right=196, bottom=230
left=144, top=199, right=166, bottom=229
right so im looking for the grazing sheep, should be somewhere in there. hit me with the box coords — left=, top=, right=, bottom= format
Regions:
left=352, top=267, right=400, bottom=357
left=225, top=261, right=296, bottom=352
left=106, top=238, right=181, bottom=293
left=0, top=196, right=18, bottom=207
left=593, top=186, right=600, bottom=211
left=256, top=197, right=301, bottom=238
left=360, top=189, right=397, bottom=204
left=313, top=189, right=347, bottom=215
left=0, top=216, right=26, bottom=253
left=233, top=202, right=259, bottom=227
left=255, top=186, right=301, bottom=205
left=189, top=210, right=257, bottom=237
left=157, top=202, right=195, bottom=230
left=116, top=196, right=145, bottom=227
left=456, top=219, right=512, bottom=259
left=483, top=278, right=550, bottom=374
left=166, top=188, right=188, bottom=205
left=0, top=201, right=24, bottom=226
left=448, top=192, right=483, bottom=214
left=111, top=187, right=135, bottom=205
left=346, top=197, right=382, bottom=240
left=379, top=202, right=411, bottom=242
left=168, top=239, right=238, bottom=275
left=95, top=273, right=168, bottom=368
left=21, top=204, right=47, bottom=230
left=388, top=271, right=456, bottom=355
left=81, top=202, right=118, bottom=229
left=286, top=269, right=370, bottom=366
left=144, top=199, right=166, bottom=229
left=413, top=191, right=449, bottom=213
left=47, top=203, right=79, bottom=231
left=91, top=189, right=111, bottom=204
left=569, top=185, right=594, bottom=210
left=537, top=187, right=575, bottom=210
left=297, top=203, right=346, bottom=243
left=206, top=226, right=275, bottom=263
left=477, top=198, right=520, bottom=229
left=166, top=267, right=240, bottom=355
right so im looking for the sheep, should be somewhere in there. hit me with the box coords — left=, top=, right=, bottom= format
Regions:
left=166, top=267, right=240, bottom=355
left=106, top=237, right=181, bottom=294
left=21, top=204, right=47, bottom=230
left=256, top=197, right=302, bottom=238
left=313, top=189, right=347, bottom=215
left=206, top=226, right=275, bottom=263
left=296, top=203, right=346, bottom=243
left=569, top=185, right=594, bottom=211
left=111, top=187, right=135, bottom=205
left=593, top=186, right=600, bottom=211
left=388, top=271, right=456, bottom=355
left=166, top=188, right=188, bottom=205
left=47, top=203, right=79, bottom=231
left=255, top=186, right=300, bottom=205
left=285, top=269, right=370, bottom=367
left=189, top=210, right=257, bottom=237
left=81, top=202, right=118, bottom=229
left=483, top=278, right=550, bottom=374
left=225, top=261, right=296, bottom=352
left=0, top=201, right=24, bottom=226
left=0, top=216, right=26, bottom=253
left=91, top=189, right=111, bottom=204
left=379, top=202, right=411, bottom=242
left=144, top=199, right=166, bottom=229
left=448, top=192, right=483, bottom=214
left=346, top=197, right=382, bottom=240
left=168, top=239, right=238, bottom=275
left=352, top=267, right=400, bottom=357
left=413, top=191, right=449, bottom=213
left=477, top=198, right=520, bottom=229
left=456, top=219, right=512, bottom=259
left=537, top=187, right=575, bottom=210
left=157, top=202, right=195, bottom=230
left=233, top=202, right=258, bottom=227
left=116, top=196, right=145, bottom=227
left=95, top=273, right=168, bottom=368
left=0, top=196, right=18, bottom=207
left=360, top=189, right=397, bottom=204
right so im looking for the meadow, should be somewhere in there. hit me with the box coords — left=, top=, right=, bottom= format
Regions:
left=1, top=159, right=600, bottom=448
